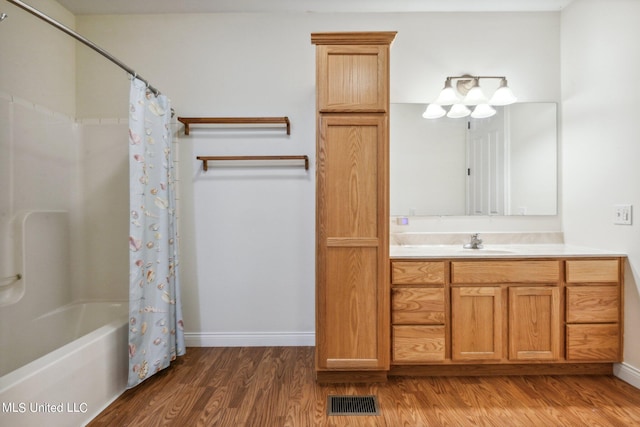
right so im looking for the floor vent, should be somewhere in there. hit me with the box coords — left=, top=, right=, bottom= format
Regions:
left=327, top=395, right=380, bottom=416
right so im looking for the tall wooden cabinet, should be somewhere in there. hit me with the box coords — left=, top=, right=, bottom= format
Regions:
left=312, top=32, right=396, bottom=382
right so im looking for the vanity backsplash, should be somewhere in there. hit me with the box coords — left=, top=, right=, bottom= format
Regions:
left=391, top=231, right=565, bottom=247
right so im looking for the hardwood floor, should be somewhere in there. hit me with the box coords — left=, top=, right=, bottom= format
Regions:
left=89, top=347, right=640, bottom=426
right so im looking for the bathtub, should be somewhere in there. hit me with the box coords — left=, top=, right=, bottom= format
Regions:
left=0, top=301, right=128, bottom=427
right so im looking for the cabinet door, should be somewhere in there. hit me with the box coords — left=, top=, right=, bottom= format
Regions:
left=508, top=287, right=560, bottom=361
left=316, top=114, right=388, bottom=371
left=451, top=287, right=503, bottom=361
left=315, top=44, right=389, bottom=112
left=319, top=247, right=382, bottom=369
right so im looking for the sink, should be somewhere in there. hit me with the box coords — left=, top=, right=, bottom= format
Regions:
left=459, top=249, right=515, bottom=254
left=396, top=245, right=517, bottom=255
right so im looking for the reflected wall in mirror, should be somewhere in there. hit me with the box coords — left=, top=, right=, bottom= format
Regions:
left=390, top=102, right=557, bottom=216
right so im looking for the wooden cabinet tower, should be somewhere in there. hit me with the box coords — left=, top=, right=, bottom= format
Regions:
left=312, top=31, right=396, bottom=382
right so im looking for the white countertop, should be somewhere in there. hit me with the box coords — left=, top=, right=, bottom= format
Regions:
left=390, top=244, right=626, bottom=259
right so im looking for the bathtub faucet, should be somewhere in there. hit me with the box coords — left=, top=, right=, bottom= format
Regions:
left=463, top=233, right=484, bottom=249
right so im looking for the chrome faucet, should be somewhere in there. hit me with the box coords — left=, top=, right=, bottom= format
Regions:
left=463, top=233, right=484, bottom=249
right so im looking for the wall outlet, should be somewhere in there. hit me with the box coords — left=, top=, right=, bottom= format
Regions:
left=396, top=217, right=409, bottom=226
left=613, top=204, right=633, bottom=225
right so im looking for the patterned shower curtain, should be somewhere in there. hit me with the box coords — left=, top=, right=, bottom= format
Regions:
left=127, top=78, right=185, bottom=388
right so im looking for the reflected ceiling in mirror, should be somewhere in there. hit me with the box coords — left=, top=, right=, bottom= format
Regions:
left=390, top=102, right=557, bottom=216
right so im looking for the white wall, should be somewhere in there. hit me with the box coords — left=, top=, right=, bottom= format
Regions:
left=0, top=0, right=76, bottom=116
left=73, top=11, right=562, bottom=344
left=561, top=0, right=640, bottom=384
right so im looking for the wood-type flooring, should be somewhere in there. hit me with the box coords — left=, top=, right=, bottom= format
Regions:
left=88, top=346, right=640, bottom=426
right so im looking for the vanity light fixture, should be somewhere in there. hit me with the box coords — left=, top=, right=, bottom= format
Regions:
left=423, top=75, right=517, bottom=119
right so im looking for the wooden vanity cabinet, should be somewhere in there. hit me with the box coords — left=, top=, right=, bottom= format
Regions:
left=312, top=32, right=396, bottom=382
left=391, top=257, right=623, bottom=373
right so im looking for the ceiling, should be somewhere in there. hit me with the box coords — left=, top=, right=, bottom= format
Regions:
left=54, top=0, right=575, bottom=15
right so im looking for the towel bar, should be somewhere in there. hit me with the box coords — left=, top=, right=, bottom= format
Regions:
left=196, top=155, right=309, bottom=171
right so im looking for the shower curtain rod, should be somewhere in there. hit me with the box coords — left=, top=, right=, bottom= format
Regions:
left=4, top=0, right=161, bottom=95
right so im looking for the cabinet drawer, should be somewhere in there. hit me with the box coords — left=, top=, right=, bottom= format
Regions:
left=565, top=259, right=619, bottom=283
left=392, top=287, right=445, bottom=324
left=566, top=324, right=620, bottom=361
left=451, top=260, right=559, bottom=284
left=393, top=325, right=445, bottom=362
left=566, top=286, right=620, bottom=323
left=392, top=261, right=445, bottom=285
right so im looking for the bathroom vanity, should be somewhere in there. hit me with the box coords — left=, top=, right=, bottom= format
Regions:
left=389, top=244, right=624, bottom=377
left=311, top=31, right=624, bottom=384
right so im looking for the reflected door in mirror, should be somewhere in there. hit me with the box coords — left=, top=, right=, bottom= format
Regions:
left=390, top=103, right=557, bottom=216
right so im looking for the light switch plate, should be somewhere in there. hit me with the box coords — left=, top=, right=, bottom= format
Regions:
left=613, top=204, right=633, bottom=225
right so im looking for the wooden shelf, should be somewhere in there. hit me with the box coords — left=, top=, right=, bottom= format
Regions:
left=196, top=155, right=309, bottom=171
left=178, top=117, right=290, bottom=135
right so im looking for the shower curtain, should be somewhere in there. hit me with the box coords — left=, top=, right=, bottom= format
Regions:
left=127, top=78, right=185, bottom=388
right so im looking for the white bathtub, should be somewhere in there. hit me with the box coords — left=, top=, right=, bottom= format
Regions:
left=0, top=302, right=128, bottom=427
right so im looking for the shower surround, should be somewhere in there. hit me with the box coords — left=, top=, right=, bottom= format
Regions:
left=0, top=92, right=130, bottom=425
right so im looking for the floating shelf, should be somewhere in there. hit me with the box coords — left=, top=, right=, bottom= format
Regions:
left=196, top=155, right=309, bottom=171
left=178, top=116, right=290, bottom=135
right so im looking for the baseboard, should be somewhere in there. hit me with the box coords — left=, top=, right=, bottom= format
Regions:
left=184, top=331, right=315, bottom=347
left=614, top=362, right=640, bottom=389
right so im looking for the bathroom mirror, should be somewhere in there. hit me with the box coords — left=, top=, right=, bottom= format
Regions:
left=390, top=102, right=557, bottom=216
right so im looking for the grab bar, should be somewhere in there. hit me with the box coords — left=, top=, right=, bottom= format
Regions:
left=0, top=274, right=22, bottom=284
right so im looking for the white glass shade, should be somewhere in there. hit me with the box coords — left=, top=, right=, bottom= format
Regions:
left=447, top=103, right=471, bottom=119
left=461, top=78, right=487, bottom=105
left=471, top=104, right=496, bottom=119
left=422, top=103, right=446, bottom=119
left=463, top=86, right=488, bottom=106
left=433, top=79, right=460, bottom=105
left=489, top=82, right=517, bottom=106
